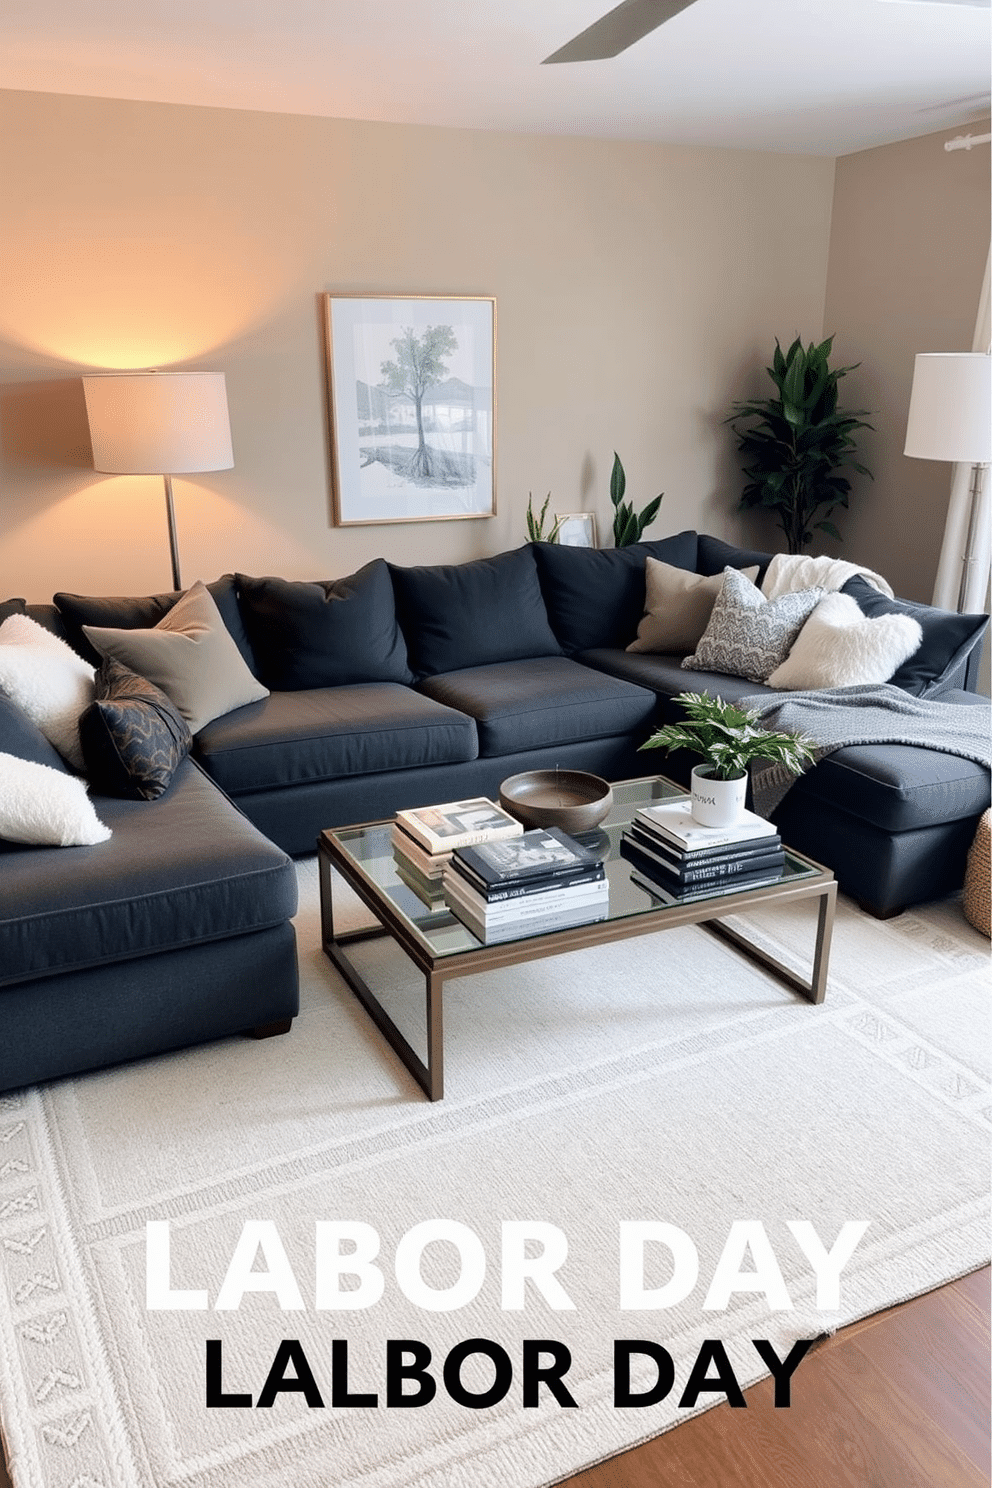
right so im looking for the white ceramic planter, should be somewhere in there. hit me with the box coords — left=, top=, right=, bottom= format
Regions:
left=690, top=764, right=747, bottom=827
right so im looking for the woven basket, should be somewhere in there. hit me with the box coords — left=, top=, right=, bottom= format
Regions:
left=963, top=808, right=991, bottom=939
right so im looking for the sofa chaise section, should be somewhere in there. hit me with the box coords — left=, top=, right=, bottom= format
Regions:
left=0, top=758, right=299, bottom=1092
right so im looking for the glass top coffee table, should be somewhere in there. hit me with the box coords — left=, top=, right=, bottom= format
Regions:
left=317, top=775, right=836, bottom=1100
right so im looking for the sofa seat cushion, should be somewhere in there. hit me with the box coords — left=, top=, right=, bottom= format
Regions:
left=790, top=743, right=991, bottom=833
left=578, top=649, right=775, bottom=711
left=391, top=546, right=562, bottom=677
left=194, top=684, right=478, bottom=794
left=0, top=760, right=297, bottom=988
left=418, top=657, right=656, bottom=757
left=533, top=532, right=699, bottom=653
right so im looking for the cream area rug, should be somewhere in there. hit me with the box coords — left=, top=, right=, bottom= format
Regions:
left=0, top=859, right=988, bottom=1488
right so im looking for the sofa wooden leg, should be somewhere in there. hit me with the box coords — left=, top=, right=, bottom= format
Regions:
left=249, top=1018, right=294, bottom=1039
left=857, top=901, right=905, bottom=921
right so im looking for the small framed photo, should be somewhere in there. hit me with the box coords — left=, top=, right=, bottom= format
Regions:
left=323, top=293, right=496, bottom=526
left=556, top=512, right=598, bottom=548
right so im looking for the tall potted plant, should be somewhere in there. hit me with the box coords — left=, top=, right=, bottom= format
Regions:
left=728, top=335, right=873, bottom=554
left=640, top=692, right=816, bottom=827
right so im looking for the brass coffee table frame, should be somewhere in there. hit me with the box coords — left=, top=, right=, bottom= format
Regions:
left=318, top=791, right=836, bottom=1102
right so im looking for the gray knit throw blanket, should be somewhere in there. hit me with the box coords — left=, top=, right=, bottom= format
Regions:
left=738, top=683, right=992, bottom=817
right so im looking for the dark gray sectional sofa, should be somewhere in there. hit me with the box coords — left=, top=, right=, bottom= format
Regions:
left=1, top=530, right=987, bottom=1093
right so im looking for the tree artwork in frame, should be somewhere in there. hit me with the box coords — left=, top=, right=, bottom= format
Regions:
left=323, top=294, right=496, bottom=525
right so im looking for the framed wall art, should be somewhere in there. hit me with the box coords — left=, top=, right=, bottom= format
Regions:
left=323, top=293, right=496, bottom=525
left=555, top=512, right=598, bottom=548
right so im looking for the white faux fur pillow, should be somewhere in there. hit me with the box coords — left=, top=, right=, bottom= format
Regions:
left=0, top=752, right=111, bottom=846
left=767, top=592, right=923, bottom=690
left=0, top=614, right=95, bottom=769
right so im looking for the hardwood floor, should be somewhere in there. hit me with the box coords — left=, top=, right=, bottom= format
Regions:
left=558, top=1268, right=991, bottom=1488
left=0, top=1270, right=987, bottom=1487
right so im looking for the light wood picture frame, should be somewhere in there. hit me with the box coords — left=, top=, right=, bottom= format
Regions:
left=323, top=293, right=496, bottom=526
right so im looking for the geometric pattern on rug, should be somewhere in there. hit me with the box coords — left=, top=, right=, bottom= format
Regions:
left=0, top=859, right=988, bottom=1488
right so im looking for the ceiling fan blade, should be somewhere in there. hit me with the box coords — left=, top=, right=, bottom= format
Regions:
left=543, top=0, right=699, bottom=64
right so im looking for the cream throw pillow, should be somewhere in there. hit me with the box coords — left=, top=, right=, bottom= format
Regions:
left=767, top=591, right=923, bottom=690
left=0, top=751, right=111, bottom=845
left=628, top=559, right=760, bottom=655
left=83, top=581, right=268, bottom=734
left=0, top=613, right=95, bottom=769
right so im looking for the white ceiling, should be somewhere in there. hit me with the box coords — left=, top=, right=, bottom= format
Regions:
left=0, top=0, right=989, bottom=155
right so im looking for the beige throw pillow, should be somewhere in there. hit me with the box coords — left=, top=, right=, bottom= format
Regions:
left=83, top=581, right=268, bottom=734
left=627, top=559, right=760, bottom=655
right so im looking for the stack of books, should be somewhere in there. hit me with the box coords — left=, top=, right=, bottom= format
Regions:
left=620, top=797, right=785, bottom=902
left=443, top=827, right=608, bottom=943
left=391, top=797, right=523, bottom=908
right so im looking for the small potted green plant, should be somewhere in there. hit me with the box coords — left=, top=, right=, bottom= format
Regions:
left=640, top=692, right=816, bottom=827
left=609, top=453, right=664, bottom=547
left=526, top=492, right=562, bottom=543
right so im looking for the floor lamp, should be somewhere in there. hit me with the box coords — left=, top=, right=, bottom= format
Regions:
left=903, top=352, right=992, bottom=614
left=82, top=371, right=234, bottom=591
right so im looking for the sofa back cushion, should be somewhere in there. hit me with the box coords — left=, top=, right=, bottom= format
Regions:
left=0, top=688, right=70, bottom=773
left=235, top=560, right=413, bottom=689
left=391, top=546, right=562, bottom=677
left=695, top=534, right=774, bottom=581
left=55, top=574, right=257, bottom=673
left=82, top=581, right=269, bottom=735
left=841, top=575, right=990, bottom=696
left=533, top=531, right=699, bottom=653
left=0, top=599, right=26, bottom=625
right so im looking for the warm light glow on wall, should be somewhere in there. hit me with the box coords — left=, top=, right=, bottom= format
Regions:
left=0, top=236, right=281, bottom=367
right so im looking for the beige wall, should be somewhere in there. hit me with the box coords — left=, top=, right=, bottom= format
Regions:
left=0, top=89, right=835, bottom=602
left=823, top=121, right=991, bottom=602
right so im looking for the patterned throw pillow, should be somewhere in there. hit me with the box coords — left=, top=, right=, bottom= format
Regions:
left=79, top=657, right=192, bottom=800
left=682, top=567, right=824, bottom=683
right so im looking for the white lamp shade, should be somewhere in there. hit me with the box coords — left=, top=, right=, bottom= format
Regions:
left=82, top=371, right=234, bottom=474
left=904, top=353, right=991, bottom=464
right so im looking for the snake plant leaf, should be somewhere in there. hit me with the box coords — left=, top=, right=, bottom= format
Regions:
left=636, top=495, right=664, bottom=536
left=608, top=454, right=665, bottom=546
left=610, top=452, right=626, bottom=507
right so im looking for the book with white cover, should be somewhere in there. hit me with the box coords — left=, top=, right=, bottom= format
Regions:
left=444, top=885, right=610, bottom=944
left=443, top=866, right=608, bottom=926
left=394, top=797, right=523, bottom=855
left=634, top=798, right=777, bottom=853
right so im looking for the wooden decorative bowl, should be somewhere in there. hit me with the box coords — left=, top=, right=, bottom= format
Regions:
left=498, top=769, right=613, bottom=833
